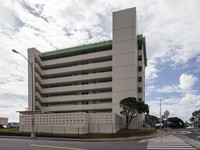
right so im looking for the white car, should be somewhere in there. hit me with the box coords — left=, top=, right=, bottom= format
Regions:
left=156, top=123, right=163, bottom=128
left=7, top=122, right=19, bottom=128
left=186, top=126, right=193, bottom=128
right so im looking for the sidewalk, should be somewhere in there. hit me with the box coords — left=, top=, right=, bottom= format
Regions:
left=0, top=129, right=172, bottom=142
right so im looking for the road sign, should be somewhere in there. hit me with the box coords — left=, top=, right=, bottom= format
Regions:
left=164, top=110, right=170, bottom=119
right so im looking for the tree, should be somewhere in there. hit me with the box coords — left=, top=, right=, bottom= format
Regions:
left=184, top=121, right=189, bottom=127
left=145, top=114, right=159, bottom=127
left=120, top=97, right=149, bottom=129
left=168, top=117, right=185, bottom=128
left=190, top=110, right=200, bottom=127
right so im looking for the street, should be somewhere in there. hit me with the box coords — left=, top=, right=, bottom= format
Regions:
left=0, top=138, right=147, bottom=150
left=0, top=128, right=199, bottom=150
left=173, top=128, right=200, bottom=142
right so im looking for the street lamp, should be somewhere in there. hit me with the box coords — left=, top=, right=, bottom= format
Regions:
left=12, top=49, right=35, bottom=138
left=159, top=97, right=169, bottom=129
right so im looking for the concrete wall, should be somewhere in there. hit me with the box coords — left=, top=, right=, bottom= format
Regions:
left=19, top=112, right=121, bottom=134
left=27, top=48, right=41, bottom=111
left=112, top=7, right=138, bottom=116
left=0, top=117, right=8, bottom=125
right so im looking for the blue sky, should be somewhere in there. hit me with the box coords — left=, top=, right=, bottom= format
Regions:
left=0, top=0, right=199, bottom=122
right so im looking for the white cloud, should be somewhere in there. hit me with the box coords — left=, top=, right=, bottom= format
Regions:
left=180, top=94, right=200, bottom=104
left=145, top=60, right=158, bottom=80
left=141, top=0, right=200, bottom=79
left=157, top=85, right=179, bottom=93
left=179, top=74, right=198, bottom=90
left=0, top=97, right=27, bottom=122
left=147, top=73, right=198, bottom=94
left=196, top=56, right=200, bottom=63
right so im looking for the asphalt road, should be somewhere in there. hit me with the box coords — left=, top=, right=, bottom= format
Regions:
left=0, top=128, right=199, bottom=150
left=173, top=128, right=200, bottom=142
left=0, top=138, right=147, bottom=150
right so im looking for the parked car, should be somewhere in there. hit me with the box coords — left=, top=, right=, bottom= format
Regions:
left=7, top=122, right=19, bottom=128
left=156, top=123, right=163, bottom=129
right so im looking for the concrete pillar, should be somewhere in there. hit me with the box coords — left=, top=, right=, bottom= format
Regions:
left=112, top=7, right=138, bottom=116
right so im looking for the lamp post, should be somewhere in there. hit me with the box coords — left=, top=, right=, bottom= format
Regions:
left=12, top=49, right=35, bottom=138
left=159, top=97, right=169, bottom=129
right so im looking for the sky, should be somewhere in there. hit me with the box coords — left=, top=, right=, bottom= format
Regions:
left=0, top=0, right=199, bottom=122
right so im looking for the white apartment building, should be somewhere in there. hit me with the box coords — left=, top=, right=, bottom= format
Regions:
left=19, top=7, right=147, bottom=134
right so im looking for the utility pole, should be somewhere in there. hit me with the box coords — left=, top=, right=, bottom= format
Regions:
left=159, top=97, right=169, bottom=129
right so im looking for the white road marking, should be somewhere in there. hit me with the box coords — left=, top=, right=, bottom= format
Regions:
left=145, top=134, right=197, bottom=150
left=177, top=131, right=191, bottom=134
left=147, top=142, right=196, bottom=149
left=147, top=148, right=196, bottom=149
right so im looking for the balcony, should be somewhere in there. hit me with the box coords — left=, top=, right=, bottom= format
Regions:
left=35, top=82, right=112, bottom=94
left=43, top=103, right=112, bottom=112
left=35, top=61, right=112, bottom=77
left=35, top=50, right=112, bottom=68
left=35, top=71, right=112, bottom=86
left=35, top=92, right=112, bottom=103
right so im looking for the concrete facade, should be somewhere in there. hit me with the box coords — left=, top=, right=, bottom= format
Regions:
left=19, top=7, right=147, bottom=134
left=0, top=117, right=8, bottom=126
left=20, top=112, right=121, bottom=134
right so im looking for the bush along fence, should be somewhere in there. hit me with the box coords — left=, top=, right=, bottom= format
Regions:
left=0, top=125, right=155, bottom=138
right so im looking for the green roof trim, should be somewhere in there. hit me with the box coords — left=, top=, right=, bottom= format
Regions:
left=41, top=40, right=112, bottom=60
left=137, top=34, right=147, bottom=67
left=41, top=36, right=147, bottom=67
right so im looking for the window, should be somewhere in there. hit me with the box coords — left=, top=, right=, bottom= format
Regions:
left=138, top=98, right=142, bottom=101
left=138, top=55, right=142, bottom=61
left=138, top=87, right=142, bottom=93
left=82, top=101, right=89, bottom=105
left=82, top=82, right=88, bottom=85
left=82, top=72, right=88, bottom=75
left=138, top=66, right=142, bottom=72
left=138, top=44, right=142, bottom=50
left=138, top=77, right=142, bottom=82
left=82, top=91, right=88, bottom=95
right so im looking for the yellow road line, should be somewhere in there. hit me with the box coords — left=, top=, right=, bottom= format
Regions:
left=30, top=144, right=88, bottom=150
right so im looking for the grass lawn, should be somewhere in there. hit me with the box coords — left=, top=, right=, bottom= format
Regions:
left=0, top=128, right=19, bottom=133
left=0, top=128, right=156, bottom=138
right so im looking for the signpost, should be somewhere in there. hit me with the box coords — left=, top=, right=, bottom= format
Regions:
left=164, top=110, right=170, bottom=128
